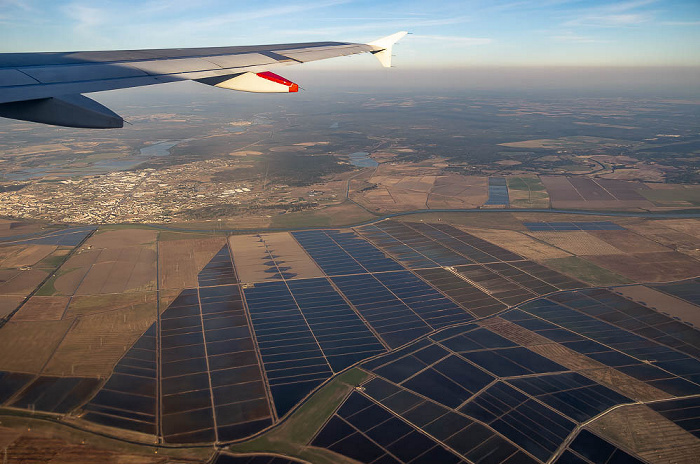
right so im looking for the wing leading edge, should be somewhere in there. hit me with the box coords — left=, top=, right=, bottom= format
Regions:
left=0, top=32, right=407, bottom=129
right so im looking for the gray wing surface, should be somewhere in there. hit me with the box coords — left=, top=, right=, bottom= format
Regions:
left=0, top=32, right=406, bottom=128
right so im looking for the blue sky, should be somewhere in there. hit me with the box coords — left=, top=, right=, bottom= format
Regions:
left=0, top=0, right=698, bottom=67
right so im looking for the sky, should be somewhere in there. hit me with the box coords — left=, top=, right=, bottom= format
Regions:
left=0, top=0, right=699, bottom=68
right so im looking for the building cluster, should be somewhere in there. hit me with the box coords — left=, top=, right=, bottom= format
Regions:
left=0, top=159, right=265, bottom=224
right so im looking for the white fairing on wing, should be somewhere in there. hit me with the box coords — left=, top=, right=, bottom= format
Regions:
left=368, top=31, right=408, bottom=68
left=214, top=72, right=295, bottom=93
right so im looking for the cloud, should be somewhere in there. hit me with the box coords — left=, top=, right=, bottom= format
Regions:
left=0, top=0, right=32, bottom=9
left=178, top=0, right=352, bottom=30
left=551, top=32, right=609, bottom=43
left=411, top=35, right=492, bottom=46
left=562, top=0, right=657, bottom=27
left=275, top=15, right=472, bottom=40
left=661, top=20, right=700, bottom=26
left=64, top=4, right=107, bottom=31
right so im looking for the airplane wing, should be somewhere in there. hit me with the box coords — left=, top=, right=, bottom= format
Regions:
left=0, top=32, right=407, bottom=129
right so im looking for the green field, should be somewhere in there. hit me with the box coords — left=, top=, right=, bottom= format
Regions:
left=638, top=186, right=700, bottom=207
left=544, top=256, right=633, bottom=286
left=228, top=368, right=371, bottom=464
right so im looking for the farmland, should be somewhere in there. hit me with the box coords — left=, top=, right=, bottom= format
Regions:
left=0, top=210, right=697, bottom=464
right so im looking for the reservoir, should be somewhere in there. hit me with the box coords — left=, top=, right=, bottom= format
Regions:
left=348, top=152, right=378, bottom=168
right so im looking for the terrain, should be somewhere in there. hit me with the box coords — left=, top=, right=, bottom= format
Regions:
left=0, top=89, right=698, bottom=463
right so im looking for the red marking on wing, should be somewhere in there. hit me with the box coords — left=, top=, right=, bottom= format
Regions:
left=257, top=71, right=294, bottom=87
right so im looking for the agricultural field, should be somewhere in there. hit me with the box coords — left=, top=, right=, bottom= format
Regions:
left=506, top=176, right=549, bottom=208
left=0, top=214, right=697, bottom=464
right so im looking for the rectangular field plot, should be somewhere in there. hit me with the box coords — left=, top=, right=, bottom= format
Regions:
left=292, top=229, right=403, bottom=276
left=358, top=221, right=472, bottom=267
left=243, top=280, right=333, bottom=417
left=652, top=279, right=700, bottom=307
left=331, top=274, right=433, bottom=348
left=509, top=260, right=585, bottom=290
left=648, top=397, right=700, bottom=438
left=287, top=278, right=386, bottom=370
left=450, top=260, right=585, bottom=307
left=485, top=177, right=509, bottom=206
left=311, top=390, right=467, bottom=464
left=356, top=224, right=439, bottom=269
left=519, top=298, right=700, bottom=397
left=564, top=429, right=645, bottom=464
left=0, top=371, right=34, bottom=404
left=371, top=271, right=473, bottom=328
left=411, top=222, right=524, bottom=263
left=229, top=234, right=283, bottom=284
left=198, top=245, right=237, bottom=287
left=459, top=381, right=576, bottom=462
left=415, top=268, right=506, bottom=317
left=566, top=288, right=700, bottom=359
left=9, top=376, right=102, bottom=414
left=357, top=378, right=538, bottom=464
left=84, top=323, right=158, bottom=436
left=8, top=226, right=96, bottom=247
left=201, top=282, right=272, bottom=441
left=454, top=264, right=538, bottom=306
left=507, top=372, right=631, bottom=422
left=159, top=280, right=272, bottom=443
left=230, top=232, right=324, bottom=284
left=523, top=221, right=625, bottom=232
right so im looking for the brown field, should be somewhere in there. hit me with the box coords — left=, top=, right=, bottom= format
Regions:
left=0, top=296, right=23, bottom=318
left=158, top=237, right=227, bottom=290
left=0, top=221, right=44, bottom=239
left=75, top=245, right=157, bottom=295
left=44, top=299, right=157, bottom=377
left=0, top=418, right=208, bottom=463
left=0, top=244, right=57, bottom=268
left=626, top=221, right=700, bottom=259
left=58, top=229, right=159, bottom=295
left=63, top=292, right=158, bottom=319
left=0, top=319, right=74, bottom=373
left=512, top=212, right=639, bottom=225
left=479, top=318, right=556, bottom=347
left=530, top=344, right=669, bottom=402
left=587, top=252, right=700, bottom=283
left=638, top=183, right=700, bottom=207
left=427, top=175, right=488, bottom=209
left=350, top=162, right=442, bottom=212
left=399, top=212, right=525, bottom=230
left=485, top=319, right=669, bottom=401
left=661, top=219, right=700, bottom=237
left=0, top=269, right=49, bottom=296
left=614, top=285, right=700, bottom=327
left=354, top=172, right=490, bottom=212
left=499, top=136, right=637, bottom=150
left=464, top=229, right=571, bottom=260
left=540, top=176, right=654, bottom=210
left=88, top=229, right=157, bottom=248
left=270, top=202, right=375, bottom=229
left=230, top=232, right=324, bottom=284
left=528, top=231, right=624, bottom=255
left=230, top=234, right=280, bottom=284
left=589, top=405, right=700, bottom=464
left=587, top=230, right=671, bottom=254
left=12, top=296, right=70, bottom=321
left=507, top=189, right=550, bottom=209
left=52, top=249, right=102, bottom=295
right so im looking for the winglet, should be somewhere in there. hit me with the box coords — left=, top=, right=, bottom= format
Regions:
left=368, top=31, right=408, bottom=68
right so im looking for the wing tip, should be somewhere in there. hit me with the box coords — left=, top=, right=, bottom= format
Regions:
left=368, top=32, right=408, bottom=68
